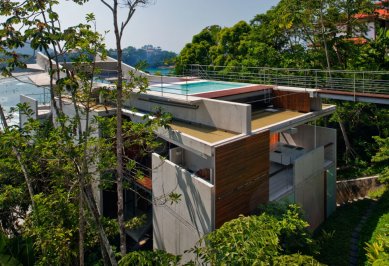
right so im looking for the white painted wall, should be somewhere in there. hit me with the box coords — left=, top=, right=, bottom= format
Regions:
left=152, top=154, right=214, bottom=261
left=365, top=22, right=376, bottom=40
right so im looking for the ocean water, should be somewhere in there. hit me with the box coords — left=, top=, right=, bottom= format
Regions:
left=0, top=75, right=47, bottom=127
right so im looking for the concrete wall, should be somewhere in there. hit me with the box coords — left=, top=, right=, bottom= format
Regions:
left=269, top=167, right=293, bottom=201
left=126, top=95, right=251, bottom=134
left=281, top=124, right=336, bottom=162
left=152, top=154, right=214, bottom=261
left=168, top=147, right=213, bottom=179
left=183, top=149, right=213, bottom=174
left=36, top=52, right=51, bottom=71
left=294, top=147, right=325, bottom=229
left=20, top=95, right=38, bottom=126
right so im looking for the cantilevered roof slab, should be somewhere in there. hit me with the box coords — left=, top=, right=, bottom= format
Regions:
left=252, top=105, right=336, bottom=133
left=252, top=109, right=304, bottom=130
left=169, top=120, right=238, bottom=143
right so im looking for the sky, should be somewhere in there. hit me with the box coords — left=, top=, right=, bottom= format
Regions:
left=57, top=0, right=280, bottom=53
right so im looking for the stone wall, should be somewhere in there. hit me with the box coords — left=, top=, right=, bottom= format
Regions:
left=336, top=176, right=381, bottom=204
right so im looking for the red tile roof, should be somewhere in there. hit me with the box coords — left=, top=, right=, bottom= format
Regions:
left=354, top=4, right=389, bottom=20
left=376, top=8, right=389, bottom=19
left=353, top=13, right=376, bottom=19
left=343, top=37, right=368, bottom=44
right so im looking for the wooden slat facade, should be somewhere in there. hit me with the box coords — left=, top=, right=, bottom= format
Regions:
left=214, top=131, right=270, bottom=228
left=272, top=90, right=311, bottom=113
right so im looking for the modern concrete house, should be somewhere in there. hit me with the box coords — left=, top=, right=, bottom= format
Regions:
left=22, top=52, right=337, bottom=260
left=137, top=85, right=337, bottom=259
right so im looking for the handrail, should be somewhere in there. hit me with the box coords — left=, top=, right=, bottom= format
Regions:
left=187, top=64, right=389, bottom=75
left=183, top=64, right=389, bottom=96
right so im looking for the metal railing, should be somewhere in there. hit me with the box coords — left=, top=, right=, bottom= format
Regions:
left=25, top=88, right=51, bottom=105
left=183, top=64, right=389, bottom=96
left=147, top=77, right=192, bottom=101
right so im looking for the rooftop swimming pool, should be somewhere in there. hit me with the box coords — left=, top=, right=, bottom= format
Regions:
left=149, top=81, right=250, bottom=95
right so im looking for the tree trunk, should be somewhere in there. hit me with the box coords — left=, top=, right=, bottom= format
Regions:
left=339, top=120, right=356, bottom=161
left=83, top=184, right=118, bottom=266
left=78, top=189, right=85, bottom=266
left=0, top=104, right=36, bottom=210
left=319, top=2, right=331, bottom=73
left=112, top=0, right=127, bottom=256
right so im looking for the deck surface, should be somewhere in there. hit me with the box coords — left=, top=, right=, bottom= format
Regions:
left=251, top=109, right=304, bottom=130
left=169, top=120, right=238, bottom=143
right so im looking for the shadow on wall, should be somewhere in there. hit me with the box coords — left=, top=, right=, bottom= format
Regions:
left=175, top=164, right=212, bottom=237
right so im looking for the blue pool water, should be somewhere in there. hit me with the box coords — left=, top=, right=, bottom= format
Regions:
left=149, top=81, right=249, bottom=95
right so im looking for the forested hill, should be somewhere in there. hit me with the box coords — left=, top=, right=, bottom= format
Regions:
left=108, top=45, right=176, bottom=68
left=175, top=0, right=389, bottom=73
left=175, top=0, right=389, bottom=180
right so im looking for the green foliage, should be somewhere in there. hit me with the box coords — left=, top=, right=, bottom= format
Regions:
left=272, top=254, right=324, bottom=265
left=360, top=190, right=389, bottom=265
left=324, top=101, right=389, bottom=179
left=365, top=234, right=389, bottom=265
left=0, top=232, right=25, bottom=266
left=190, top=204, right=319, bottom=265
left=118, top=250, right=181, bottom=266
left=372, top=136, right=389, bottom=185
left=368, top=186, right=388, bottom=200
left=314, top=199, right=373, bottom=265
left=24, top=190, right=79, bottom=265
left=175, top=0, right=383, bottom=73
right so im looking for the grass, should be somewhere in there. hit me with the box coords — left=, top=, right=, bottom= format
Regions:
left=313, top=187, right=389, bottom=266
left=313, top=199, right=373, bottom=266
left=358, top=189, right=389, bottom=265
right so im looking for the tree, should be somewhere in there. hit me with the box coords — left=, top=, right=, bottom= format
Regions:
left=99, top=0, right=155, bottom=257
left=372, top=136, right=389, bottom=185
left=118, top=250, right=181, bottom=266
left=0, top=2, right=119, bottom=264
left=175, top=25, right=221, bottom=74
left=190, top=204, right=320, bottom=265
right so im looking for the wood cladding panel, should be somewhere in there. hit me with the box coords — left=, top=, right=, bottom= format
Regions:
left=215, top=131, right=270, bottom=228
left=272, top=91, right=311, bottom=113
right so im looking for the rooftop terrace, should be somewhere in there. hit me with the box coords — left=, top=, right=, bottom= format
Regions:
left=169, top=120, right=238, bottom=143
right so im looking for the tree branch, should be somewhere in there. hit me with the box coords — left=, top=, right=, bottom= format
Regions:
left=100, top=0, right=114, bottom=12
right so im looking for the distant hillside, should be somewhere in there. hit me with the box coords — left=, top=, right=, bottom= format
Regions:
left=0, top=43, right=38, bottom=70
left=108, top=45, right=176, bottom=68
left=13, top=43, right=36, bottom=56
